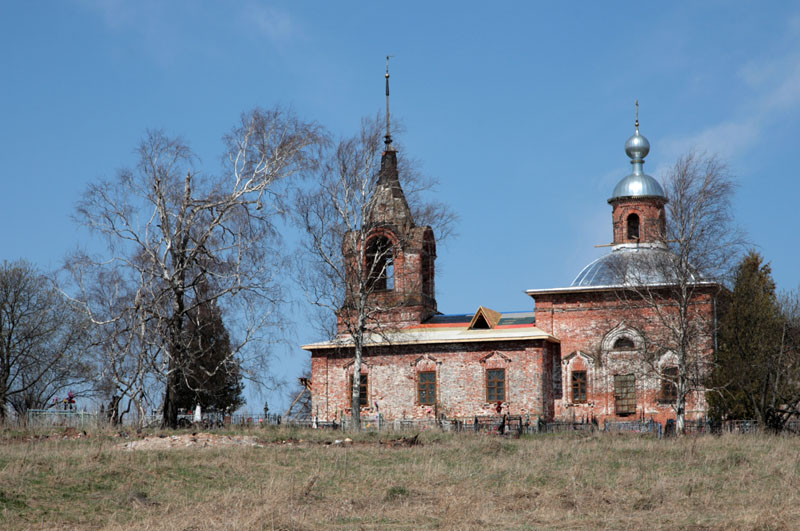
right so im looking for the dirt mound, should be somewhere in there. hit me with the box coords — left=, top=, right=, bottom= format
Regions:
left=120, top=433, right=264, bottom=451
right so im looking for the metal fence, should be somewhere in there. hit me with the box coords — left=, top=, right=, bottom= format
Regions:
left=540, top=421, right=598, bottom=434
left=604, top=419, right=661, bottom=435
left=26, top=410, right=100, bottom=428
left=20, top=410, right=800, bottom=438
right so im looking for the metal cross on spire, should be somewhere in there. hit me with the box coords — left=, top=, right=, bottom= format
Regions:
left=635, top=99, right=640, bottom=132
left=385, top=55, right=394, bottom=150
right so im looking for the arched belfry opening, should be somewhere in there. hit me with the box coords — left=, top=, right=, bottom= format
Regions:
left=367, top=235, right=394, bottom=291
left=627, top=213, right=640, bottom=241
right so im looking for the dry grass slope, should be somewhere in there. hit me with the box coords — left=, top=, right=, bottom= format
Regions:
left=1, top=427, right=799, bottom=529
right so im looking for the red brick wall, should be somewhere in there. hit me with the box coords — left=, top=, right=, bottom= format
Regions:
left=534, top=288, right=715, bottom=424
left=610, top=197, right=666, bottom=244
left=338, top=225, right=437, bottom=333
left=310, top=339, right=555, bottom=422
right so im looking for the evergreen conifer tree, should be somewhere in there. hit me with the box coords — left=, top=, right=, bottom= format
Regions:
left=708, top=251, right=799, bottom=430
left=173, top=299, right=244, bottom=414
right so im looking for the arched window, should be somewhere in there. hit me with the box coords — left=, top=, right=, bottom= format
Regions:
left=627, top=213, right=640, bottom=241
left=367, top=236, right=394, bottom=291
left=613, top=336, right=635, bottom=350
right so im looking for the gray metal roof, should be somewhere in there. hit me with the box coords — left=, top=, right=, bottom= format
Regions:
left=571, top=244, right=683, bottom=288
left=610, top=172, right=666, bottom=201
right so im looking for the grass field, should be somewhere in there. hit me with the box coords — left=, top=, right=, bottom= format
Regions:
left=1, top=427, right=799, bottom=529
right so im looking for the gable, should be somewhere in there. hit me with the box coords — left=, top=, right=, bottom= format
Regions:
left=468, top=306, right=502, bottom=330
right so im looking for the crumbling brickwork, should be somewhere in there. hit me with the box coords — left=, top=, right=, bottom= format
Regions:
left=610, top=197, right=666, bottom=245
left=532, top=288, right=714, bottom=425
left=310, top=339, right=556, bottom=423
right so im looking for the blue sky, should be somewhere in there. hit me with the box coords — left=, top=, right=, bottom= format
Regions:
left=2, top=2, right=799, bottom=411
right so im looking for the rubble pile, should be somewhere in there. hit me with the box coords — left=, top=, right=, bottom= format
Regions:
left=120, top=433, right=264, bottom=451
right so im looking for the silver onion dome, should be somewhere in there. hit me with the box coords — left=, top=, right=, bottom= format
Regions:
left=609, top=104, right=666, bottom=202
left=625, top=130, right=650, bottom=160
left=611, top=171, right=665, bottom=200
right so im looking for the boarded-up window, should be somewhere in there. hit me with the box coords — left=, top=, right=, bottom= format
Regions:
left=349, top=373, right=368, bottom=407
left=572, top=370, right=587, bottom=403
left=661, top=367, right=678, bottom=403
left=614, top=374, right=636, bottom=416
left=487, top=369, right=506, bottom=402
left=418, top=371, right=436, bottom=405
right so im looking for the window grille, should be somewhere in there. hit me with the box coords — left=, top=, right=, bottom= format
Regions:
left=660, top=367, right=678, bottom=403
left=418, top=371, right=436, bottom=405
left=572, top=370, right=587, bottom=403
left=487, top=369, right=506, bottom=402
left=349, top=373, right=368, bottom=407
left=614, top=374, right=636, bottom=416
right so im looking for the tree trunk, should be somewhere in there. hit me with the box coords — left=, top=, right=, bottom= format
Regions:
left=351, top=342, right=362, bottom=431
left=676, top=370, right=687, bottom=435
left=162, top=322, right=183, bottom=429
left=0, top=378, right=6, bottom=426
left=162, top=355, right=179, bottom=429
left=162, top=286, right=186, bottom=429
left=676, top=397, right=686, bottom=435
left=109, top=395, right=121, bottom=426
left=0, top=357, right=9, bottom=425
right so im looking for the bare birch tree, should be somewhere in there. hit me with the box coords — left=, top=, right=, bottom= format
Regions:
left=68, top=108, right=323, bottom=428
left=615, top=152, right=743, bottom=433
left=294, top=116, right=454, bottom=429
left=0, top=260, right=95, bottom=424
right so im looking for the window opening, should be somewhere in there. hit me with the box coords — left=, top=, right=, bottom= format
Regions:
left=627, top=213, right=640, bottom=241
left=386, top=260, right=394, bottom=290
left=469, top=307, right=501, bottom=329
left=422, top=241, right=434, bottom=298
left=614, top=374, right=636, bottom=416
left=349, top=373, right=368, bottom=408
left=572, top=370, right=587, bottom=403
left=660, top=367, right=678, bottom=403
left=552, top=350, right=563, bottom=400
left=418, top=371, right=436, bottom=405
left=367, top=236, right=394, bottom=291
left=613, top=336, right=635, bottom=350
left=487, top=368, right=506, bottom=402
left=472, top=314, right=490, bottom=329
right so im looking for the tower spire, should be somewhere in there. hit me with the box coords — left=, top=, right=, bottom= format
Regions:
left=635, top=99, right=639, bottom=132
left=384, top=55, right=393, bottom=150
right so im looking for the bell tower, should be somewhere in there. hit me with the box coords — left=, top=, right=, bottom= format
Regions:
left=608, top=102, right=667, bottom=245
left=338, top=58, right=437, bottom=332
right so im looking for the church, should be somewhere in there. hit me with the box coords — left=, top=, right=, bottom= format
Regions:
left=304, top=97, right=716, bottom=426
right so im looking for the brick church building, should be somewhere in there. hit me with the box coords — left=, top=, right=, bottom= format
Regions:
left=304, top=109, right=715, bottom=426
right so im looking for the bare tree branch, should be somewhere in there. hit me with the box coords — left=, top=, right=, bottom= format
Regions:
left=67, top=107, right=324, bottom=428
